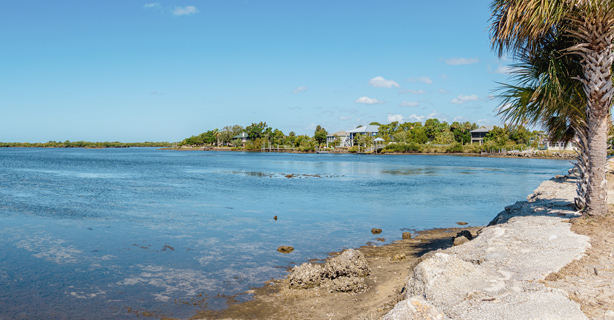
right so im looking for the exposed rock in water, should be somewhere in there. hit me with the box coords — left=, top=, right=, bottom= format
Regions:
left=456, top=221, right=468, bottom=225
left=277, top=246, right=294, bottom=254
left=371, top=228, right=382, bottom=234
left=273, top=215, right=278, bottom=220
left=402, top=232, right=412, bottom=239
left=376, top=238, right=385, bottom=242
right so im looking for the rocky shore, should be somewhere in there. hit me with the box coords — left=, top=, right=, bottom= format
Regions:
left=384, top=166, right=614, bottom=319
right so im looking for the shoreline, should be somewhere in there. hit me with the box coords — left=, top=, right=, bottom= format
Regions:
left=194, top=224, right=485, bottom=319
left=159, top=147, right=576, bottom=160
left=192, top=165, right=599, bottom=319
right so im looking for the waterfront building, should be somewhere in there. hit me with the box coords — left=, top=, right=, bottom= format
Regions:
left=470, top=126, right=494, bottom=144
left=326, top=131, right=350, bottom=148
left=347, top=125, right=380, bottom=146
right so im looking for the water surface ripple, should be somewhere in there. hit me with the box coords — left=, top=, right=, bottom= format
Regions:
left=0, top=148, right=570, bottom=319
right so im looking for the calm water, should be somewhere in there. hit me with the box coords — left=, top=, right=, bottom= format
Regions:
left=0, top=148, right=570, bottom=319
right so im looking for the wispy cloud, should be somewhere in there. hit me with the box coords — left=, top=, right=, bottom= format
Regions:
left=144, top=3, right=161, bottom=9
left=438, top=88, right=448, bottom=94
left=399, top=101, right=419, bottom=107
left=488, top=64, right=516, bottom=74
left=399, top=89, right=425, bottom=95
left=339, top=116, right=352, bottom=121
left=293, top=86, right=307, bottom=94
left=450, top=94, right=479, bottom=104
left=355, top=96, right=384, bottom=105
left=368, top=76, right=400, bottom=88
left=445, top=57, right=479, bottom=65
left=407, top=76, right=432, bottom=84
left=172, top=6, right=199, bottom=16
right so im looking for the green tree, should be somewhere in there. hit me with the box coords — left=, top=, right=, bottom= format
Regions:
left=245, top=122, right=269, bottom=140
left=491, top=0, right=614, bottom=215
left=313, top=125, right=328, bottom=146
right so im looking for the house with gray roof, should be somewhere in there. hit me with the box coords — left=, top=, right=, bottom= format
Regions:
left=347, top=125, right=380, bottom=146
left=470, top=125, right=494, bottom=145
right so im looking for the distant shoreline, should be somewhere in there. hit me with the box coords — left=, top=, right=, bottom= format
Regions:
left=157, top=146, right=577, bottom=160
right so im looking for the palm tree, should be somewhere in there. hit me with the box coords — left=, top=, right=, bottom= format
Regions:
left=497, top=35, right=591, bottom=209
left=491, top=0, right=614, bottom=216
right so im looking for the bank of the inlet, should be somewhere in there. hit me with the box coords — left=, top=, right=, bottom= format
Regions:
left=200, top=163, right=613, bottom=320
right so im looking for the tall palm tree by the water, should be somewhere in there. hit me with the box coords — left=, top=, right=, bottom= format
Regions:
left=491, top=0, right=614, bottom=216
left=496, top=32, right=592, bottom=209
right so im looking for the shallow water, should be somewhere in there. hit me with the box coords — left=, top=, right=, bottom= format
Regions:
left=0, top=148, right=570, bottom=319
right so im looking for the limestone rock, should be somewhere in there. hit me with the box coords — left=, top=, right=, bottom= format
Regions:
left=456, top=221, right=468, bottom=225
left=456, top=230, right=473, bottom=240
left=288, top=263, right=322, bottom=289
left=326, top=276, right=367, bottom=293
left=383, top=297, right=450, bottom=320
left=453, top=236, right=470, bottom=246
left=323, top=248, right=370, bottom=278
left=402, top=232, right=412, bottom=239
left=371, top=228, right=382, bottom=234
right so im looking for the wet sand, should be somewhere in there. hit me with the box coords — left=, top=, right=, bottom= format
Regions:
left=192, top=225, right=483, bottom=320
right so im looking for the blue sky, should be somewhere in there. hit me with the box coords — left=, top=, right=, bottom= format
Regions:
left=0, top=0, right=513, bottom=142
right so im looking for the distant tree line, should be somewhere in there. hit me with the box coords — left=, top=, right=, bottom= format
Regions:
left=179, top=119, right=548, bottom=153
left=0, top=141, right=172, bottom=148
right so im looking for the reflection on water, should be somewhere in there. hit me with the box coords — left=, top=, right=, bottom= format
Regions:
left=0, top=149, right=570, bottom=319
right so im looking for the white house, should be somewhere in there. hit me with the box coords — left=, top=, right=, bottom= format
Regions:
left=543, top=140, right=577, bottom=151
left=326, top=131, right=350, bottom=148
left=347, top=125, right=380, bottom=146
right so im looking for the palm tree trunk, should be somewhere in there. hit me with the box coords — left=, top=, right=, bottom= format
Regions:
left=567, top=8, right=614, bottom=216
left=578, top=42, right=614, bottom=216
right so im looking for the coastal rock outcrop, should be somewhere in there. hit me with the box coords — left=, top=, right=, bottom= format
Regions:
left=288, top=248, right=370, bottom=293
left=385, top=174, right=590, bottom=319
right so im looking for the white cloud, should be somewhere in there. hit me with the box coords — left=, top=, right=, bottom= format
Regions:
left=387, top=114, right=405, bottom=122
left=450, top=94, right=479, bottom=104
left=339, top=116, right=352, bottom=121
left=440, top=74, right=449, bottom=81
left=438, top=88, right=448, bottom=94
left=386, top=113, right=425, bottom=123
left=406, top=114, right=425, bottom=122
left=355, top=96, right=383, bottom=104
left=407, top=76, right=433, bottom=84
left=399, top=101, right=419, bottom=107
left=399, top=89, right=425, bottom=95
left=172, top=6, right=199, bottom=16
left=368, top=76, right=400, bottom=88
left=144, top=3, right=161, bottom=9
left=445, top=57, right=479, bottom=65
left=293, top=86, right=307, bottom=94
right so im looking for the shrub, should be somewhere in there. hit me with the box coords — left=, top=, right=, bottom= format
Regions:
left=446, top=143, right=464, bottom=153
